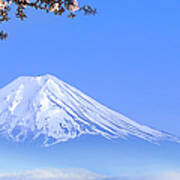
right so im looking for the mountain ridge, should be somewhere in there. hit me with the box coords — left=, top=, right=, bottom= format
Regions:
left=0, top=74, right=179, bottom=147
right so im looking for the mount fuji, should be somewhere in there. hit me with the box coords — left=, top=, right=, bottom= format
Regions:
left=0, top=74, right=179, bottom=147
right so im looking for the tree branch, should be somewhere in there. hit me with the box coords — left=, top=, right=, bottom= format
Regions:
left=0, top=0, right=96, bottom=40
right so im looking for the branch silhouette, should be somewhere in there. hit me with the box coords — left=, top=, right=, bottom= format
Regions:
left=0, top=0, right=96, bottom=40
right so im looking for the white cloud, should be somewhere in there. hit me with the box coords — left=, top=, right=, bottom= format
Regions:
left=0, top=169, right=180, bottom=180
left=0, top=168, right=106, bottom=180
left=148, top=171, right=180, bottom=180
left=115, top=171, right=180, bottom=180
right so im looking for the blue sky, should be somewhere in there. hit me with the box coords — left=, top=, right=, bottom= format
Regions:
left=0, top=0, right=179, bottom=135
left=0, top=0, right=180, bottom=177
left=0, top=135, right=180, bottom=177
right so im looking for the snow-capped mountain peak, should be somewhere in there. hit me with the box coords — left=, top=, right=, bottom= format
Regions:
left=0, top=74, right=179, bottom=146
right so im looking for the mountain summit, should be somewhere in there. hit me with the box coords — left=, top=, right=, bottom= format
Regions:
left=0, top=74, right=178, bottom=146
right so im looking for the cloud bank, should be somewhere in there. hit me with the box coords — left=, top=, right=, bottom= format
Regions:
left=111, top=171, right=180, bottom=180
left=0, top=168, right=106, bottom=180
left=0, top=169, right=180, bottom=180
left=132, top=171, right=180, bottom=180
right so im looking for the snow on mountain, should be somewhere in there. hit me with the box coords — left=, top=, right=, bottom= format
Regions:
left=0, top=74, right=178, bottom=147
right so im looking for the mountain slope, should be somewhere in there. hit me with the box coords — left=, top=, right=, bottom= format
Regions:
left=0, top=74, right=178, bottom=146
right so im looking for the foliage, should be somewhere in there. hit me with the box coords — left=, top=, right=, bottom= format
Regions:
left=0, top=0, right=96, bottom=40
